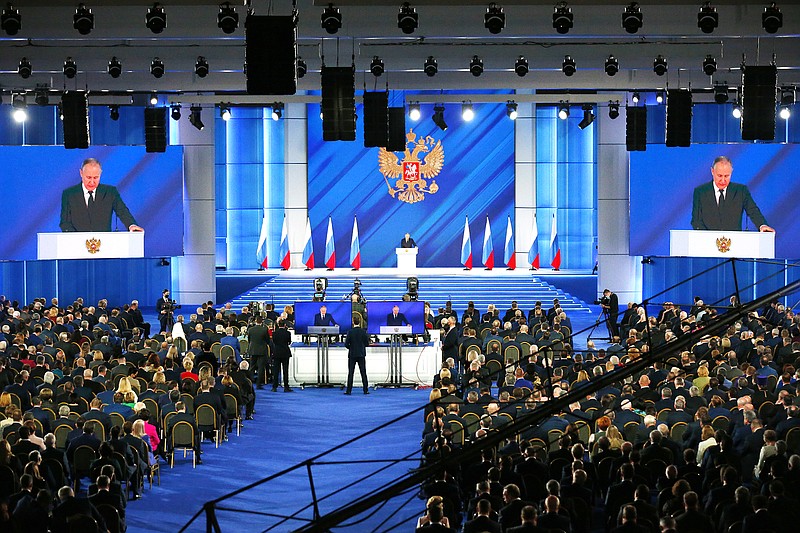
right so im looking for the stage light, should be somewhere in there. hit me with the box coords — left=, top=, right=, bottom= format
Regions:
left=702, top=55, right=717, bottom=76
left=469, top=56, right=484, bottom=77
left=461, top=102, right=474, bottom=122
left=149, top=93, right=158, bottom=105
left=432, top=104, right=447, bottom=131
left=11, top=93, right=27, bottom=123
left=73, top=3, right=93, bottom=35
left=57, top=104, right=63, bottom=121
left=780, top=87, right=794, bottom=120
left=622, top=2, right=642, bottom=34
left=146, top=3, right=167, bottom=34
left=397, top=2, right=418, bottom=34
left=297, top=58, right=307, bottom=79
left=653, top=55, right=667, bottom=76
left=195, top=56, right=209, bottom=78
left=553, top=1, right=573, bottom=34
left=406, top=277, right=419, bottom=300
left=608, top=101, right=620, bottom=119
left=150, top=57, right=165, bottom=78
left=189, top=105, right=204, bottom=130
left=632, top=91, right=640, bottom=104
left=731, top=102, right=742, bottom=119
left=558, top=101, right=569, bottom=120
left=220, top=104, right=231, bottom=121
left=408, top=102, right=421, bottom=121
left=762, top=2, right=782, bottom=34
left=714, top=84, right=729, bottom=104
left=370, top=56, right=384, bottom=77
left=18, top=57, right=31, bottom=79
left=271, top=102, right=284, bottom=121
left=1, top=4, right=21, bottom=36
left=34, top=87, right=48, bottom=106
left=779, top=105, right=791, bottom=120
left=321, top=3, right=341, bottom=34
left=697, top=2, right=718, bottom=34
left=109, top=105, right=120, bottom=121
left=656, top=91, right=665, bottom=104
left=424, top=56, right=437, bottom=77
left=562, top=55, right=576, bottom=77
left=506, top=101, right=518, bottom=120
left=108, top=56, right=122, bottom=78
left=485, top=3, right=505, bottom=34
left=514, top=56, right=528, bottom=77
left=63, top=57, right=77, bottom=79
left=578, top=104, right=595, bottom=130
left=217, top=2, right=239, bottom=34
left=605, top=55, right=619, bottom=76
left=170, top=104, right=181, bottom=121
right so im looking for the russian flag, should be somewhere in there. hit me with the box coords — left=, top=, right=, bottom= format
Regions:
left=482, top=216, right=494, bottom=270
left=256, top=213, right=268, bottom=269
left=324, top=217, right=336, bottom=270
left=528, top=212, right=539, bottom=270
left=504, top=215, right=515, bottom=270
left=302, top=217, right=314, bottom=270
left=279, top=215, right=290, bottom=270
left=550, top=212, right=561, bottom=270
left=461, top=216, right=472, bottom=270
left=350, top=216, right=361, bottom=270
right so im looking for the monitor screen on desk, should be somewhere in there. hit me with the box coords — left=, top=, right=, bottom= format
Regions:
left=366, top=301, right=425, bottom=334
left=293, top=301, right=353, bottom=334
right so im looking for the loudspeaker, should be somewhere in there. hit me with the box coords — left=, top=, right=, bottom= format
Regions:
left=666, top=89, right=692, bottom=147
left=363, top=91, right=388, bottom=148
left=144, top=107, right=167, bottom=153
left=61, top=91, right=90, bottom=149
left=625, top=106, right=647, bottom=151
left=741, top=65, right=777, bottom=141
left=321, top=66, right=356, bottom=141
left=245, top=15, right=297, bottom=95
left=387, top=107, right=406, bottom=152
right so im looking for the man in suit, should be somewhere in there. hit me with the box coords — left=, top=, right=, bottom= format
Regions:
left=601, top=288, right=620, bottom=339
left=156, top=289, right=176, bottom=334
left=463, top=498, right=502, bottom=533
left=400, top=232, right=417, bottom=248
left=59, top=157, right=143, bottom=233
left=386, top=305, right=410, bottom=327
left=691, top=155, right=774, bottom=232
left=271, top=319, right=293, bottom=392
left=89, top=475, right=126, bottom=532
left=165, top=401, right=202, bottom=464
left=247, top=315, right=272, bottom=389
left=344, top=315, right=370, bottom=395
left=313, top=305, right=337, bottom=327
left=51, top=486, right=107, bottom=533
left=441, top=316, right=459, bottom=364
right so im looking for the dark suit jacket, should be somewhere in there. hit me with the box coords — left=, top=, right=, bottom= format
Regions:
left=386, top=312, right=410, bottom=326
left=247, top=324, right=271, bottom=357
left=691, top=181, right=767, bottom=231
left=345, top=327, right=369, bottom=359
left=272, top=327, right=292, bottom=360
left=59, top=183, right=137, bottom=232
left=313, top=313, right=337, bottom=326
left=400, top=237, right=417, bottom=248
left=464, top=515, right=502, bottom=533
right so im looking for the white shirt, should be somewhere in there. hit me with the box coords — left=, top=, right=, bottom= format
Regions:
left=716, top=186, right=727, bottom=205
left=82, top=184, right=96, bottom=207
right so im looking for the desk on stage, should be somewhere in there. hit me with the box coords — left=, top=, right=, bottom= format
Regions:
left=396, top=247, right=418, bottom=271
left=669, top=229, right=774, bottom=258
left=37, top=231, right=144, bottom=260
left=304, top=326, right=340, bottom=388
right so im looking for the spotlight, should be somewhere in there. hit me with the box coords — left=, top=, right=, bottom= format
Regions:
left=653, top=55, right=667, bottom=76
left=605, top=55, right=619, bottom=76
left=462, top=101, right=474, bottom=122
left=506, top=101, right=518, bottom=120
left=189, top=105, right=204, bottom=130
left=608, top=101, right=620, bottom=119
left=109, top=105, right=120, bottom=121
left=780, top=87, right=795, bottom=120
left=217, top=2, right=239, bottom=34
left=702, top=55, right=717, bottom=76
left=321, top=3, right=341, bottom=34
left=578, top=104, right=595, bottom=129
left=73, top=3, right=93, bottom=35
left=108, top=56, right=122, bottom=78
left=151, top=57, right=165, bottom=78
left=370, top=56, right=384, bottom=77
left=469, top=56, right=484, bottom=77
left=779, top=105, right=790, bottom=120
left=514, top=56, right=528, bottom=77
left=423, top=56, right=438, bottom=77
left=195, top=56, right=209, bottom=78
left=34, top=88, right=48, bottom=106
left=11, top=93, right=27, bottom=123
left=149, top=93, right=158, bottom=106
left=220, top=104, right=231, bottom=121
left=57, top=104, right=63, bottom=121
left=1, top=3, right=21, bottom=36
left=632, top=91, right=640, bottom=104
left=408, top=102, right=421, bottom=121
left=406, top=277, right=419, bottom=300
left=553, top=1, right=573, bottom=34
left=656, top=91, right=665, bottom=104
left=397, top=2, right=418, bottom=34
left=762, top=2, right=782, bottom=34
left=485, top=2, right=505, bottom=34
left=562, top=55, right=576, bottom=77
left=297, top=58, right=307, bottom=79
left=432, top=104, right=447, bottom=131
left=271, top=103, right=284, bottom=121
left=731, top=101, right=742, bottom=119
left=714, top=83, right=729, bottom=104
left=159, top=258, right=170, bottom=267
left=170, top=104, right=181, bottom=121
left=146, top=3, right=167, bottom=34
left=557, top=101, right=569, bottom=120
left=63, top=57, right=77, bottom=79
left=18, top=57, right=31, bottom=79
left=697, top=2, right=718, bottom=34
left=622, top=2, right=643, bottom=34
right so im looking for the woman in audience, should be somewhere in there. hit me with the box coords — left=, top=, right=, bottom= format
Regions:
left=605, top=425, right=625, bottom=451
left=181, top=358, right=199, bottom=382
left=425, top=388, right=442, bottom=420
left=692, top=364, right=711, bottom=392
left=88, top=350, right=105, bottom=370
left=132, top=418, right=155, bottom=465
left=116, top=376, right=139, bottom=404
left=696, top=424, right=717, bottom=465
left=145, top=351, right=164, bottom=373
left=415, top=495, right=451, bottom=529
left=0, top=439, right=22, bottom=477
left=589, top=415, right=612, bottom=447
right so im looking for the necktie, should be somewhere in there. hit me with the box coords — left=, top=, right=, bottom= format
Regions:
left=718, top=188, right=725, bottom=211
left=88, top=190, right=95, bottom=208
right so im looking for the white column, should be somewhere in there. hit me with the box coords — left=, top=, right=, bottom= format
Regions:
left=284, top=103, right=308, bottom=268
left=514, top=96, right=536, bottom=269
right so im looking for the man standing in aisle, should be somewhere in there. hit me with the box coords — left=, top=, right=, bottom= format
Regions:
left=344, top=316, right=370, bottom=395
left=271, top=319, right=293, bottom=393
left=247, top=315, right=272, bottom=390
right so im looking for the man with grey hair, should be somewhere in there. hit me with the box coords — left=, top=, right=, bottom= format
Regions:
left=52, top=485, right=107, bottom=531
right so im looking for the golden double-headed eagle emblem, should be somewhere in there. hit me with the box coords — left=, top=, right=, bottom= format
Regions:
left=85, top=238, right=101, bottom=254
left=716, top=236, right=732, bottom=253
left=377, top=129, right=444, bottom=204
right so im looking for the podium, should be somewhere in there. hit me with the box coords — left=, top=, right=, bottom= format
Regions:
left=396, top=247, right=418, bottom=271
left=37, top=232, right=144, bottom=260
left=305, top=326, right=341, bottom=388
left=377, top=325, right=415, bottom=388
left=669, top=230, right=774, bottom=259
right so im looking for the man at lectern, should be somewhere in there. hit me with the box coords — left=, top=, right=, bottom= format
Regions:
left=400, top=233, right=417, bottom=248
left=386, top=305, right=410, bottom=327
left=59, top=158, right=144, bottom=233
left=690, top=156, right=774, bottom=233
left=313, top=305, right=337, bottom=326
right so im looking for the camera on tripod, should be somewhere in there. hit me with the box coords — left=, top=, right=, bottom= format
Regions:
left=594, top=296, right=610, bottom=306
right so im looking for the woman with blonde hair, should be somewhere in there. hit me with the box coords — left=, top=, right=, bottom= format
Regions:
left=693, top=364, right=711, bottom=392
left=116, top=377, right=139, bottom=404
left=181, top=358, right=199, bottom=382
left=605, top=425, right=624, bottom=450
left=132, top=419, right=155, bottom=465
left=415, top=495, right=451, bottom=529
left=424, top=388, right=442, bottom=420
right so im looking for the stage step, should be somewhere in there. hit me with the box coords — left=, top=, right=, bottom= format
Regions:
left=229, top=275, right=592, bottom=315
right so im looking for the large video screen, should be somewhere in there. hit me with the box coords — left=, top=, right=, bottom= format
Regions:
left=630, top=144, right=800, bottom=259
left=293, top=301, right=353, bottom=335
left=0, top=145, right=184, bottom=260
left=366, top=301, right=425, bottom=335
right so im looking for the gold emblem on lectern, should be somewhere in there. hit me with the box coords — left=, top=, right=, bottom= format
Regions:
left=377, top=129, right=444, bottom=204
left=716, top=236, right=731, bottom=253
left=86, top=238, right=101, bottom=254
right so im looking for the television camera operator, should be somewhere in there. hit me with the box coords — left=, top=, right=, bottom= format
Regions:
left=157, top=289, right=181, bottom=334
left=597, top=288, right=619, bottom=338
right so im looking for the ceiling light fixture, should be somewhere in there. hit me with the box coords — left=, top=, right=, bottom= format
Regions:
left=553, top=1, right=573, bottom=34
left=697, top=2, right=718, bottom=34
left=151, top=57, right=165, bottom=78
left=220, top=104, right=231, bottom=121
left=461, top=101, right=474, bottom=122
left=608, top=101, right=620, bottom=119
left=217, top=2, right=239, bottom=34
left=469, top=56, right=484, bottom=77
left=409, top=102, right=421, bottom=121
left=622, top=2, right=642, bottom=34
left=506, top=101, right=518, bottom=120
left=731, top=101, right=742, bottom=119
left=18, top=57, right=31, bottom=79
left=656, top=91, right=665, bottom=104
left=424, top=56, right=437, bottom=77
left=63, top=57, right=77, bottom=79
left=605, top=55, right=619, bottom=76
left=398, top=2, right=418, bottom=34
left=714, top=83, right=729, bottom=103
left=432, top=104, right=447, bottom=131
left=297, top=58, right=307, bottom=79
left=578, top=104, right=595, bottom=129
left=108, top=57, right=122, bottom=78
left=12, top=93, right=27, bottom=123
left=514, top=56, right=528, bottom=77
left=195, top=56, right=209, bottom=78
left=370, top=56, right=384, bottom=77
left=562, top=55, right=576, bottom=77
left=702, top=54, right=717, bottom=76
left=73, top=3, right=93, bottom=35
left=631, top=91, right=640, bottom=104
left=321, top=3, right=341, bottom=34
left=762, top=2, right=782, bottom=34
left=485, top=3, right=505, bottom=34
left=558, top=101, right=569, bottom=120
left=170, top=104, right=181, bottom=121
left=1, top=4, right=21, bottom=36
left=146, top=3, right=167, bottom=34
left=149, top=93, right=158, bottom=106
left=271, top=102, right=284, bottom=121
left=653, top=55, right=667, bottom=76
left=189, top=105, right=204, bottom=130
left=109, top=105, right=120, bottom=121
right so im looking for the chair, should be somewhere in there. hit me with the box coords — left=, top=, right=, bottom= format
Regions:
left=727, top=522, right=743, bottom=533
left=623, top=421, right=640, bottom=443
left=528, top=438, right=548, bottom=452
left=219, top=344, right=236, bottom=362
left=224, top=394, right=241, bottom=436
left=239, top=338, right=249, bottom=357
left=503, top=345, right=520, bottom=366
left=108, top=412, right=126, bottom=430
left=496, top=412, right=514, bottom=427
left=170, top=421, right=197, bottom=468
left=766, top=374, right=778, bottom=392
left=519, top=342, right=532, bottom=359
left=786, top=426, right=800, bottom=454
left=180, top=393, right=195, bottom=414
left=656, top=408, right=671, bottom=422
left=173, top=336, right=187, bottom=354
left=549, top=457, right=570, bottom=480
left=72, top=445, right=97, bottom=491
left=142, top=398, right=160, bottom=422
left=54, top=424, right=73, bottom=449
left=66, top=513, right=99, bottom=533
left=670, top=421, right=688, bottom=442
left=42, top=458, right=66, bottom=491
left=574, top=420, right=591, bottom=444
left=8, top=393, right=22, bottom=409
left=95, top=504, right=122, bottom=533
left=462, top=412, right=481, bottom=437
left=758, top=401, right=775, bottom=420
left=711, top=415, right=730, bottom=432
left=465, top=346, right=481, bottom=363
left=210, top=342, right=222, bottom=362
left=547, top=429, right=564, bottom=452
left=0, top=464, right=18, bottom=500
left=42, top=407, right=57, bottom=422
left=30, top=417, right=45, bottom=436
left=449, top=420, right=466, bottom=446
left=486, top=339, right=501, bottom=355
left=195, top=404, right=220, bottom=448
left=5, top=432, right=18, bottom=445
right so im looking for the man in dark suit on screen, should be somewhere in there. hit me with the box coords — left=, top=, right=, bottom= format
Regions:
left=690, top=155, right=774, bottom=232
left=400, top=233, right=417, bottom=248
left=313, top=305, right=337, bottom=326
left=386, top=305, right=410, bottom=327
left=60, top=158, right=144, bottom=233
